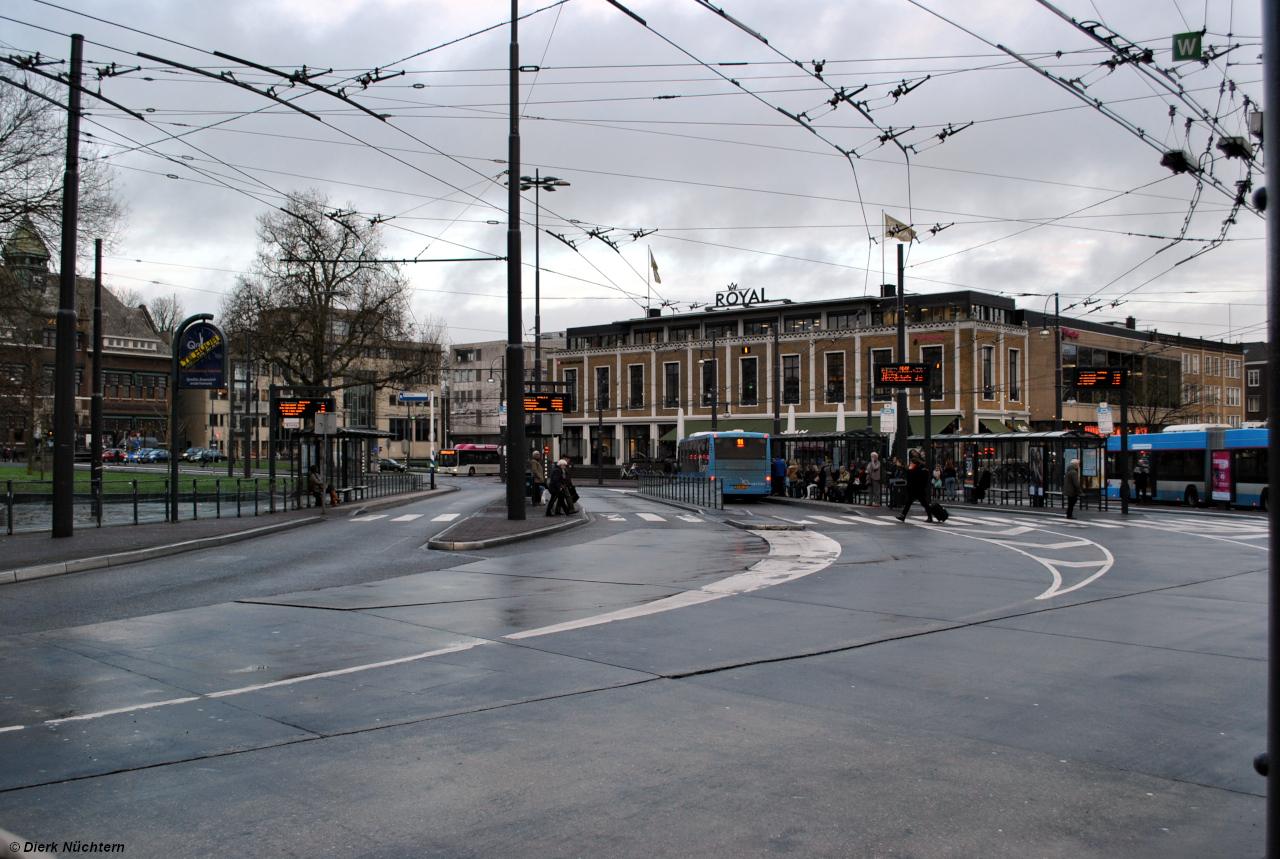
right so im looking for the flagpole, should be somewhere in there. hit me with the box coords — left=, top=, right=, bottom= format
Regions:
left=647, top=246, right=652, bottom=311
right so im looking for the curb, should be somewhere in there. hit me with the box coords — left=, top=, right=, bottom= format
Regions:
left=428, top=510, right=592, bottom=551
left=634, top=493, right=708, bottom=515
left=1, top=515, right=324, bottom=586
left=346, top=485, right=458, bottom=517
left=725, top=519, right=805, bottom=531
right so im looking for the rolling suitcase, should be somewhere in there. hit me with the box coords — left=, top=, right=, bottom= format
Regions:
left=927, top=502, right=949, bottom=523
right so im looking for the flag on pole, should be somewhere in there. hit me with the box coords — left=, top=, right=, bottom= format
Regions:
left=884, top=213, right=916, bottom=242
left=649, top=247, right=662, bottom=284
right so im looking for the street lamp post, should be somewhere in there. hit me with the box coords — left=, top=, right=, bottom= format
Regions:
left=505, top=0, right=527, bottom=521
left=1037, top=293, right=1063, bottom=431
left=518, top=171, right=569, bottom=383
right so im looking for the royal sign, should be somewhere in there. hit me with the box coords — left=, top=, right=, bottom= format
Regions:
left=714, top=283, right=770, bottom=308
left=177, top=321, right=227, bottom=389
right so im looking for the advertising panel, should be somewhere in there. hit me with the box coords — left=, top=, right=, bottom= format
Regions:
left=1211, top=449, right=1232, bottom=501
left=177, top=321, right=227, bottom=389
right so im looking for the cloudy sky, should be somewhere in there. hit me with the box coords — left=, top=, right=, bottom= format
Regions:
left=0, top=0, right=1264, bottom=346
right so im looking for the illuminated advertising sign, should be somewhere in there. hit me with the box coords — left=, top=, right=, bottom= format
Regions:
left=177, top=321, right=226, bottom=389
left=1211, top=449, right=1232, bottom=501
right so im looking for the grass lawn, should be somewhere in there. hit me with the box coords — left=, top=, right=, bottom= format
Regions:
left=0, top=464, right=296, bottom=494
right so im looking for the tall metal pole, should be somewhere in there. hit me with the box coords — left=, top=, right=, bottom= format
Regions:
left=1263, top=1, right=1280, bottom=848
left=535, top=169, right=542, bottom=384
left=773, top=319, right=781, bottom=439
left=90, top=239, right=103, bottom=512
left=244, top=332, right=252, bottom=479
left=505, top=0, right=527, bottom=519
left=51, top=33, right=84, bottom=539
left=895, top=242, right=908, bottom=466
left=597, top=391, right=604, bottom=486
left=1054, top=293, right=1063, bottom=431
left=710, top=327, right=718, bottom=431
left=1119, top=386, right=1129, bottom=516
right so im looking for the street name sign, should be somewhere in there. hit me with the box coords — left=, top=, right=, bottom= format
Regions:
left=397, top=392, right=434, bottom=403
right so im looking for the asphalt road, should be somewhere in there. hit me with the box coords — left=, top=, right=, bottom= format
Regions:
left=0, top=481, right=1265, bottom=857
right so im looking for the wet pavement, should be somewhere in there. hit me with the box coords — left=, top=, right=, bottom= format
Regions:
left=0, top=483, right=1265, bottom=857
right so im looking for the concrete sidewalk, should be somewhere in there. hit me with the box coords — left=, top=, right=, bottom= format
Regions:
left=0, top=486, right=456, bottom=583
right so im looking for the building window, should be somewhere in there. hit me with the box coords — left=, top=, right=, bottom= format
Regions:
left=1226, top=358, right=1241, bottom=379
left=42, top=329, right=56, bottom=347
left=628, top=364, right=644, bottom=410
left=388, top=417, right=409, bottom=441
left=784, top=315, right=821, bottom=333
left=1248, top=395, right=1261, bottom=413
left=701, top=359, right=718, bottom=406
left=705, top=322, right=737, bottom=339
left=595, top=365, right=610, bottom=411
left=921, top=345, right=944, bottom=401
left=1229, top=414, right=1242, bottom=427
left=563, top=368, right=578, bottom=412
left=870, top=348, right=893, bottom=402
left=1192, top=354, right=1200, bottom=374
left=669, top=325, right=700, bottom=342
left=1007, top=349, right=1020, bottom=402
left=1248, top=368, right=1261, bottom=387
left=1226, top=386, right=1241, bottom=407
left=740, top=356, right=758, bottom=406
left=981, top=346, right=995, bottom=400
left=663, top=362, right=680, bottom=408
left=743, top=319, right=774, bottom=336
left=634, top=328, right=663, bottom=344
left=825, top=352, right=845, bottom=404
left=455, top=348, right=479, bottom=363
left=782, top=354, right=801, bottom=404
left=827, top=312, right=862, bottom=330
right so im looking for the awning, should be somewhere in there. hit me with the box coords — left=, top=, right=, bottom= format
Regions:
left=658, top=417, right=816, bottom=442
left=979, top=418, right=1013, bottom=434
left=910, top=415, right=959, bottom=435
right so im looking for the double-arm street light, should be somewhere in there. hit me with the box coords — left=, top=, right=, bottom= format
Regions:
left=518, top=171, right=570, bottom=383
left=1035, top=293, right=1063, bottom=431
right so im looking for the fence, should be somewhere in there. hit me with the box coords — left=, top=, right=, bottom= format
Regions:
left=2, top=470, right=429, bottom=535
left=637, top=474, right=724, bottom=510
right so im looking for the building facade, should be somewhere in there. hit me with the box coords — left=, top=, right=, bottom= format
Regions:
left=1243, top=341, right=1269, bottom=425
left=447, top=333, right=564, bottom=446
left=549, top=288, right=1246, bottom=466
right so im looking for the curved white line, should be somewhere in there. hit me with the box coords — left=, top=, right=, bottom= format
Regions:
left=506, top=529, right=842, bottom=640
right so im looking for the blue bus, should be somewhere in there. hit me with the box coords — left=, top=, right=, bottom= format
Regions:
left=1106, top=426, right=1268, bottom=509
left=677, top=431, right=771, bottom=498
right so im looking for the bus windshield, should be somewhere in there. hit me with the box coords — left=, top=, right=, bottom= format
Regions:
left=438, top=451, right=458, bottom=468
left=714, top=437, right=768, bottom=460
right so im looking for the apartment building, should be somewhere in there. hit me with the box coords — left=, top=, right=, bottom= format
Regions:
left=447, top=333, right=564, bottom=446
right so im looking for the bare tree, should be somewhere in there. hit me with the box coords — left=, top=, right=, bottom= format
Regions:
left=148, top=293, right=184, bottom=335
left=222, top=190, right=440, bottom=399
left=108, top=284, right=143, bottom=308
left=0, top=76, right=126, bottom=266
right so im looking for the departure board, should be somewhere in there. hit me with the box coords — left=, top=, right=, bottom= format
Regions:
left=1070, top=368, right=1129, bottom=388
left=275, top=397, right=334, bottom=418
left=524, top=394, right=566, bottom=413
left=875, top=363, right=939, bottom=387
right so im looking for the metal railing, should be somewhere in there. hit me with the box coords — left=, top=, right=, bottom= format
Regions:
left=2, top=469, right=429, bottom=535
left=638, top=474, right=723, bottom=510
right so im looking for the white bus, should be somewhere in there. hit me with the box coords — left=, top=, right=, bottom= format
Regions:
left=438, top=444, right=501, bottom=476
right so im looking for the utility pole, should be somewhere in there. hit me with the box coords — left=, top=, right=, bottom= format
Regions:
left=1054, top=293, right=1063, bottom=431
left=772, top=318, right=781, bottom=442
left=505, top=0, right=527, bottom=520
left=91, top=239, right=103, bottom=520
left=895, top=242, right=908, bottom=466
left=527, top=170, right=569, bottom=380
left=51, top=33, right=84, bottom=539
left=710, top=326, right=719, bottom=431
left=244, top=332, right=252, bottom=479
left=1264, top=0, right=1280, bottom=848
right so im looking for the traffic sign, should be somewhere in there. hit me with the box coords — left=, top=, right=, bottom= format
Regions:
left=1172, top=30, right=1203, bottom=62
left=397, top=392, right=434, bottom=403
left=1070, top=368, right=1129, bottom=388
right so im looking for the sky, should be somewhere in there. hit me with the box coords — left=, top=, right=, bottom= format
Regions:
left=0, top=0, right=1265, bottom=347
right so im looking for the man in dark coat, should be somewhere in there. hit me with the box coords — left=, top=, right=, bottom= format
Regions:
left=545, top=458, right=573, bottom=516
left=896, top=452, right=935, bottom=523
left=1064, top=458, right=1083, bottom=519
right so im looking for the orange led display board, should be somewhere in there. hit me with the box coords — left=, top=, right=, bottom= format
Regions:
left=875, top=363, right=940, bottom=387
left=275, top=397, right=334, bottom=418
left=1070, top=368, right=1129, bottom=388
left=524, top=394, right=566, bottom=413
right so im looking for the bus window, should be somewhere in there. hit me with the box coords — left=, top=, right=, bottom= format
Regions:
left=438, top=450, right=458, bottom=468
left=714, top=437, right=768, bottom=460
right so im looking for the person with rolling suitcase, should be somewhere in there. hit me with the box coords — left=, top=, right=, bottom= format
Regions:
left=896, top=451, right=937, bottom=523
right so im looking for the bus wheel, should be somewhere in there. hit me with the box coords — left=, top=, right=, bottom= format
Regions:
left=468, top=466, right=476, bottom=477
left=1184, top=486, right=1198, bottom=507
left=1261, top=489, right=1269, bottom=512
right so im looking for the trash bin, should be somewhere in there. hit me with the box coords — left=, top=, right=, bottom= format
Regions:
left=889, top=478, right=907, bottom=508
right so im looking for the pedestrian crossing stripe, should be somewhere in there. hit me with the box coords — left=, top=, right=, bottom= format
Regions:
left=775, top=517, right=815, bottom=525
left=636, top=512, right=666, bottom=522
left=810, top=515, right=851, bottom=525
left=431, top=513, right=460, bottom=522
left=350, top=515, right=386, bottom=522
left=391, top=514, right=422, bottom=522
left=840, top=515, right=894, bottom=526
left=678, top=515, right=703, bottom=522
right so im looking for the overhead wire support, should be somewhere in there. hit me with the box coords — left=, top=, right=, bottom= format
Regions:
left=690, top=0, right=769, bottom=44
left=0, top=53, right=145, bottom=120
left=211, top=51, right=391, bottom=121
left=136, top=52, right=323, bottom=122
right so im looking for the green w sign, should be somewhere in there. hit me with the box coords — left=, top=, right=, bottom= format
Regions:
left=1172, top=31, right=1203, bottom=62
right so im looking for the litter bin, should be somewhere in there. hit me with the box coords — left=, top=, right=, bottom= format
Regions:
left=889, top=477, right=907, bottom=509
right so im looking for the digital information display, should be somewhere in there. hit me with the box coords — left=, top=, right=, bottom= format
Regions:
left=524, top=394, right=566, bottom=413
left=875, top=363, right=939, bottom=387
left=275, top=397, right=335, bottom=419
left=1070, top=368, right=1129, bottom=388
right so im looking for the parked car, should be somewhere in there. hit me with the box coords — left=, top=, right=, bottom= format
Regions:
left=126, top=448, right=150, bottom=463
left=199, top=449, right=226, bottom=463
left=143, top=449, right=170, bottom=463
left=102, top=448, right=126, bottom=463
left=181, top=447, right=207, bottom=462
left=378, top=458, right=408, bottom=473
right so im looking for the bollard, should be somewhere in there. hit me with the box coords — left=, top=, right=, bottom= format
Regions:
left=192, top=478, right=199, bottom=520
left=5, top=480, right=11, bottom=536
left=254, top=478, right=259, bottom=516
left=164, top=478, right=170, bottom=522
left=236, top=479, right=242, bottom=518
left=133, top=479, right=139, bottom=525
left=216, top=479, right=221, bottom=518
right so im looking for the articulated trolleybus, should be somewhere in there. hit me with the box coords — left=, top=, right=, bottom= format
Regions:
left=677, top=431, right=771, bottom=498
left=1106, top=425, right=1268, bottom=509
left=437, top=443, right=501, bottom=477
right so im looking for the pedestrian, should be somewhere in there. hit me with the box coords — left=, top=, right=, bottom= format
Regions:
left=787, top=460, right=800, bottom=498
left=545, top=458, right=573, bottom=516
left=867, top=452, right=882, bottom=506
left=563, top=460, right=579, bottom=512
left=529, top=449, right=546, bottom=506
left=943, top=459, right=957, bottom=501
left=974, top=467, right=991, bottom=503
left=1064, top=457, right=1083, bottom=519
left=772, top=454, right=787, bottom=495
left=1134, top=455, right=1150, bottom=504
left=897, top=451, right=935, bottom=523
left=835, top=465, right=852, bottom=503
left=307, top=464, right=324, bottom=508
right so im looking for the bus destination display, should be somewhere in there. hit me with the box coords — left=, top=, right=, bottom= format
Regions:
left=875, top=363, right=939, bottom=387
left=1070, top=368, right=1129, bottom=388
left=524, top=394, right=566, bottom=413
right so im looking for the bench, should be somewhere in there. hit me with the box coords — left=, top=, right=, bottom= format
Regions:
left=335, top=485, right=369, bottom=503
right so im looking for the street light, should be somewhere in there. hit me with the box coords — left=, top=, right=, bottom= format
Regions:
left=517, top=171, right=570, bottom=383
left=1036, top=293, right=1063, bottom=431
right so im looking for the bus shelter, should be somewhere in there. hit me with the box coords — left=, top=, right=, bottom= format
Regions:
left=776, top=429, right=890, bottom=471
left=908, top=430, right=1109, bottom=511
left=295, top=426, right=392, bottom=501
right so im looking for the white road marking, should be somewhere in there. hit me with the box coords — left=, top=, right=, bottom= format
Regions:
left=841, top=515, right=894, bottom=526
left=775, top=517, right=815, bottom=525
left=811, top=515, right=851, bottom=525
left=30, top=642, right=486, bottom=729
left=506, top=530, right=842, bottom=640
left=431, top=513, right=460, bottom=522
left=605, top=515, right=626, bottom=522
left=391, top=514, right=423, bottom=522
left=0, top=725, right=23, bottom=733
left=636, top=513, right=666, bottom=522
left=350, top=515, right=386, bottom=522
left=678, top=515, right=703, bottom=523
